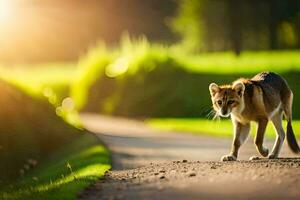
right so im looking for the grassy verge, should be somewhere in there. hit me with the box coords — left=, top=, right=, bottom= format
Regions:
left=0, top=133, right=111, bottom=200
left=0, top=64, right=82, bottom=127
left=147, top=118, right=300, bottom=139
left=177, top=50, right=300, bottom=74
left=0, top=63, right=76, bottom=101
left=0, top=68, right=110, bottom=200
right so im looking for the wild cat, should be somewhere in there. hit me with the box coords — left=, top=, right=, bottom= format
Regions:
left=209, top=72, right=300, bottom=161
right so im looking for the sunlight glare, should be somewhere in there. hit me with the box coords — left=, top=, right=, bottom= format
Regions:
left=0, top=0, right=13, bottom=24
left=105, top=56, right=130, bottom=77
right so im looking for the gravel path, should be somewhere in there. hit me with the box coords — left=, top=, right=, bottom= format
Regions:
left=78, top=114, right=300, bottom=200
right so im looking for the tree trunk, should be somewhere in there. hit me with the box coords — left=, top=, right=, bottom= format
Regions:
left=228, top=0, right=242, bottom=55
left=269, top=0, right=279, bottom=49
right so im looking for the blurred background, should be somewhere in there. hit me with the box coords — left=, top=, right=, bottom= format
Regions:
left=2, top=0, right=300, bottom=116
left=1, top=0, right=300, bottom=198
left=1, top=0, right=300, bottom=63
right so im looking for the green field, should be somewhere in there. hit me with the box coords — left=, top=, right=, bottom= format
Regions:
left=147, top=118, right=300, bottom=139
left=177, top=50, right=300, bottom=74
left=0, top=133, right=110, bottom=200
left=67, top=39, right=300, bottom=118
left=2, top=50, right=300, bottom=93
left=2, top=49, right=300, bottom=111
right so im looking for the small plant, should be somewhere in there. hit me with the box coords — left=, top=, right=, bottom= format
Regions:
left=66, top=162, right=77, bottom=181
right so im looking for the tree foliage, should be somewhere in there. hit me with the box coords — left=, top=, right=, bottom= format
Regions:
left=171, top=0, right=300, bottom=53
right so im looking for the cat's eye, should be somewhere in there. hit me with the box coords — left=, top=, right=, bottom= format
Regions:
left=228, top=100, right=235, bottom=105
left=217, top=100, right=222, bottom=105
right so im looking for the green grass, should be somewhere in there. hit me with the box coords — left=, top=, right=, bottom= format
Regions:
left=0, top=133, right=111, bottom=200
left=177, top=50, right=300, bottom=74
left=147, top=118, right=300, bottom=139
left=70, top=36, right=300, bottom=116
left=0, top=63, right=76, bottom=97
left=0, top=63, right=111, bottom=200
left=2, top=42, right=300, bottom=118
left=0, top=64, right=82, bottom=127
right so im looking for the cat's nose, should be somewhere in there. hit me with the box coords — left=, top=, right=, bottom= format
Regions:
left=221, top=108, right=228, bottom=115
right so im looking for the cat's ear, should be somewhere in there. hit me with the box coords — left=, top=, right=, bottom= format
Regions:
left=209, top=83, right=219, bottom=97
left=233, top=81, right=245, bottom=97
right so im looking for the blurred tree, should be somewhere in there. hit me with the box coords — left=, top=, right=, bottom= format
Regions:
left=170, top=0, right=205, bottom=51
left=228, top=0, right=242, bottom=55
left=268, top=0, right=280, bottom=49
left=171, top=0, right=300, bottom=53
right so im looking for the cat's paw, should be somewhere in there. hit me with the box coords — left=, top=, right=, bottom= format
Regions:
left=221, top=154, right=237, bottom=161
left=249, top=156, right=260, bottom=161
left=259, top=147, right=269, bottom=157
left=268, top=153, right=278, bottom=159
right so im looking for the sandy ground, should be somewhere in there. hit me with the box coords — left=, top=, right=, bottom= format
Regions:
left=78, top=114, right=300, bottom=200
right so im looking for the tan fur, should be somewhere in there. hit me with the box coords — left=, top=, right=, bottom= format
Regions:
left=209, top=72, right=299, bottom=161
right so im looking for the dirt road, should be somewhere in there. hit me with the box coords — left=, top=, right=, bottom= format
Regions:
left=78, top=114, right=300, bottom=200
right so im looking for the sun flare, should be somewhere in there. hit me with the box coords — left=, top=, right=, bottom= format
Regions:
left=0, top=0, right=13, bottom=24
